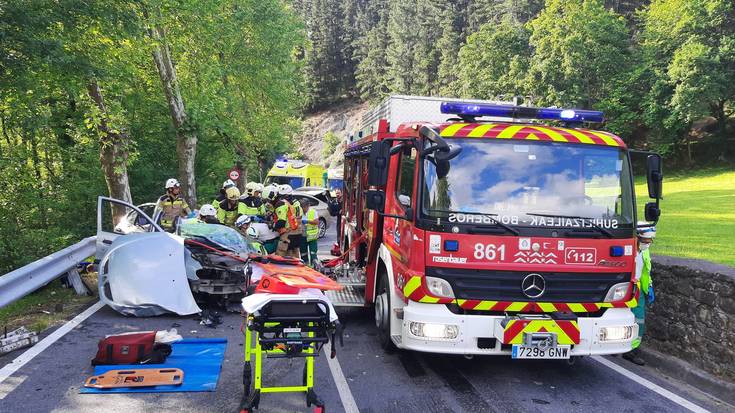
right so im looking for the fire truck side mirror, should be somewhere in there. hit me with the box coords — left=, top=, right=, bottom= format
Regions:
left=368, top=141, right=391, bottom=186
left=646, top=154, right=662, bottom=199
left=365, top=190, right=386, bottom=213
left=644, top=202, right=660, bottom=222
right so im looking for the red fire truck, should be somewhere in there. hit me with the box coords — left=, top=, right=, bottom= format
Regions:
left=328, top=95, right=663, bottom=359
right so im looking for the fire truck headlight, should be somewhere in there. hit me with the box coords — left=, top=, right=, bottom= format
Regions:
left=425, top=276, right=455, bottom=298
left=604, top=282, right=631, bottom=302
left=409, top=322, right=459, bottom=340
left=599, top=325, right=636, bottom=342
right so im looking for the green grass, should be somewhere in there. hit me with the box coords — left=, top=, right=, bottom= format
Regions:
left=0, top=281, right=95, bottom=333
left=636, top=168, right=735, bottom=267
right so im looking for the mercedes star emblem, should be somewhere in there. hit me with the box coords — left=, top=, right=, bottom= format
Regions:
left=521, top=273, right=546, bottom=298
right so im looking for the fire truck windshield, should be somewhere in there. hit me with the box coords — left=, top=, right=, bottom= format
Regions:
left=422, top=139, right=634, bottom=230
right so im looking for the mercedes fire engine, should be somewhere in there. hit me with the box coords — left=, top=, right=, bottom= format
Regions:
left=326, top=95, right=663, bottom=359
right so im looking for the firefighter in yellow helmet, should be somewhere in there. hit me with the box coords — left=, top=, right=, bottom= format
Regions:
left=273, top=184, right=301, bottom=258
left=216, top=186, right=242, bottom=227
left=241, top=182, right=266, bottom=217
left=213, top=179, right=236, bottom=210
left=156, top=178, right=192, bottom=232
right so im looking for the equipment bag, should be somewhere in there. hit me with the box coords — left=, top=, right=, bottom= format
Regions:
left=91, top=331, right=172, bottom=366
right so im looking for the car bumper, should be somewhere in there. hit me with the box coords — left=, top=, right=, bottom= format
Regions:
left=397, top=301, right=637, bottom=356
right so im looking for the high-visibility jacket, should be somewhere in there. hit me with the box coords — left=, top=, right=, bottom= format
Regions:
left=305, top=209, right=319, bottom=241
left=156, top=194, right=191, bottom=230
left=217, top=200, right=241, bottom=227
left=241, top=196, right=266, bottom=217
left=274, top=199, right=298, bottom=232
left=212, top=193, right=226, bottom=210
left=638, top=248, right=652, bottom=294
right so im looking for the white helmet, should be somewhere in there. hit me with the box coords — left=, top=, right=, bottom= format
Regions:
left=246, top=226, right=258, bottom=239
left=262, top=185, right=278, bottom=201
left=235, top=214, right=252, bottom=228
left=637, top=222, right=656, bottom=239
left=199, top=204, right=217, bottom=217
left=254, top=183, right=264, bottom=194
left=222, top=179, right=236, bottom=189
left=278, top=184, right=293, bottom=196
left=245, top=181, right=258, bottom=197
left=165, top=178, right=180, bottom=189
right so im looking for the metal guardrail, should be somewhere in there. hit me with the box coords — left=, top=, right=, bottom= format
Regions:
left=0, top=236, right=96, bottom=308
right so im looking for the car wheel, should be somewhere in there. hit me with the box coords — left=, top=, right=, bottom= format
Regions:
left=318, top=218, right=327, bottom=238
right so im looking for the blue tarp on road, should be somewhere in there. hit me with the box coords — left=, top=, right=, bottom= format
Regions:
left=80, top=338, right=227, bottom=393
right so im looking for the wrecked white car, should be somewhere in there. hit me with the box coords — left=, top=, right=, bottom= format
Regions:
left=96, top=196, right=261, bottom=316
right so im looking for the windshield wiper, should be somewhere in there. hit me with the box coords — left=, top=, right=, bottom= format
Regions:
left=525, top=213, right=614, bottom=238
left=427, top=209, right=519, bottom=235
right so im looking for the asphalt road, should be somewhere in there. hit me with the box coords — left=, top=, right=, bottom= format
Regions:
left=0, top=230, right=732, bottom=413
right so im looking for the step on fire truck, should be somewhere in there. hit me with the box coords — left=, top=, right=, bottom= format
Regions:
left=326, top=95, right=663, bottom=359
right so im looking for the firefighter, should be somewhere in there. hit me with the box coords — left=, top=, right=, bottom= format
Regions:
left=300, top=200, right=319, bottom=266
left=623, top=223, right=656, bottom=366
left=198, top=204, right=220, bottom=224
left=235, top=214, right=252, bottom=236
left=273, top=184, right=300, bottom=258
left=241, top=182, right=266, bottom=217
left=262, top=184, right=279, bottom=219
left=217, top=186, right=242, bottom=227
left=330, top=189, right=343, bottom=238
left=213, top=179, right=236, bottom=210
left=245, top=225, right=267, bottom=255
left=156, top=178, right=192, bottom=232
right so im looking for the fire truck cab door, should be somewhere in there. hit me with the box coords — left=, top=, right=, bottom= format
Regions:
left=385, top=146, right=418, bottom=279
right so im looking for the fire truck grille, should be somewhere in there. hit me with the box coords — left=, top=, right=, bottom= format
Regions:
left=426, top=267, right=630, bottom=303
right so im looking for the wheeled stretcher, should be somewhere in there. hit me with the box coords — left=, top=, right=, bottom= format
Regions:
left=238, top=295, right=342, bottom=413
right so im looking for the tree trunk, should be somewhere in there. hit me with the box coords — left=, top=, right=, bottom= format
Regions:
left=86, top=79, right=133, bottom=225
left=150, top=23, right=198, bottom=207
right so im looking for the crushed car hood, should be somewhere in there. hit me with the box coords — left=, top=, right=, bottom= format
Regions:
left=99, top=232, right=202, bottom=316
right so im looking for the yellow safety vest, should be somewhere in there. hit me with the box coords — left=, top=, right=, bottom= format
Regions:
left=306, top=209, right=318, bottom=241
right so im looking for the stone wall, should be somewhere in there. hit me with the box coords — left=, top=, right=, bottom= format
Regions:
left=646, top=255, right=735, bottom=382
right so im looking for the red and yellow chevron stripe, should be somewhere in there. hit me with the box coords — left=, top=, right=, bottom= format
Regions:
left=439, top=123, right=625, bottom=148
left=401, top=275, right=638, bottom=312
left=503, top=319, right=580, bottom=345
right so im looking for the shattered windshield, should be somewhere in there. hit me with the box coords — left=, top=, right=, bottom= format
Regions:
left=178, top=219, right=258, bottom=254
left=422, top=139, right=634, bottom=229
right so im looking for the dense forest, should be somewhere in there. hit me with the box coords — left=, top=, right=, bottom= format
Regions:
left=1, top=0, right=733, bottom=273
left=0, top=1, right=304, bottom=272
left=299, top=0, right=734, bottom=160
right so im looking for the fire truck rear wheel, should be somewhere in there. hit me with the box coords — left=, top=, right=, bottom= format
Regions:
left=375, top=273, right=395, bottom=351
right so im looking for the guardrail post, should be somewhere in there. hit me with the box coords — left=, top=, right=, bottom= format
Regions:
left=66, top=268, right=89, bottom=296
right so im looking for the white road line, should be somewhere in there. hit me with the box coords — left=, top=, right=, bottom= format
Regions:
left=592, top=355, right=710, bottom=413
left=0, top=301, right=105, bottom=385
left=325, top=347, right=360, bottom=413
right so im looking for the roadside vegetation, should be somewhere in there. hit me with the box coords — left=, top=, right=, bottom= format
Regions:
left=0, top=281, right=96, bottom=333
left=637, top=169, right=735, bottom=267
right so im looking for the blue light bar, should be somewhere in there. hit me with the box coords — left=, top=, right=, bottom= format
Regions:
left=440, top=102, right=604, bottom=123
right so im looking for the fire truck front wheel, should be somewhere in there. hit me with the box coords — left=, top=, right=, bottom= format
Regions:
left=374, top=272, right=395, bottom=352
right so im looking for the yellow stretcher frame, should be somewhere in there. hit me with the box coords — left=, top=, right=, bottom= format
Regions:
left=239, top=317, right=325, bottom=413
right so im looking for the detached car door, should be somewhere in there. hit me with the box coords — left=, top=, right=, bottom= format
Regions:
left=96, top=196, right=162, bottom=258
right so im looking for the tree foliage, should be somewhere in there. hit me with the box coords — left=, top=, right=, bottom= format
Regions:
left=0, top=0, right=303, bottom=273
